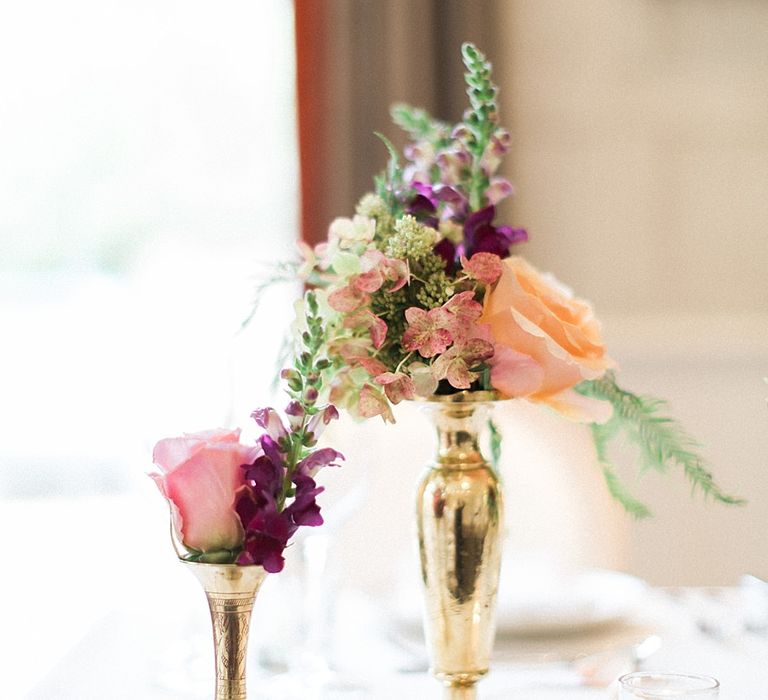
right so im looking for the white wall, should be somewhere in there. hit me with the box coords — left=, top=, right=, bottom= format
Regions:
left=493, top=1, right=768, bottom=584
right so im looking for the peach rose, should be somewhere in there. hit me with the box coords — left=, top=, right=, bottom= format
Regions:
left=150, top=428, right=260, bottom=554
left=480, top=256, right=615, bottom=422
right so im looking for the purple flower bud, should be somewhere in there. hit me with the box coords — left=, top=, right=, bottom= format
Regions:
left=284, top=400, right=305, bottom=429
left=451, top=124, right=471, bottom=141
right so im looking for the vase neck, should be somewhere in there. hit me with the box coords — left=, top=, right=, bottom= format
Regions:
left=182, top=562, right=267, bottom=700
left=430, top=402, right=491, bottom=469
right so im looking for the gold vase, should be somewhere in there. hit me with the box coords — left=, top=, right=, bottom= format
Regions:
left=416, top=392, right=505, bottom=700
left=183, top=561, right=268, bottom=700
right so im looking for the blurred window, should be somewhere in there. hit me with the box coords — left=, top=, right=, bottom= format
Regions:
left=0, top=0, right=298, bottom=499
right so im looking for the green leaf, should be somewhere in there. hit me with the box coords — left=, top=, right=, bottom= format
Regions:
left=577, top=373, right=745, bottom=508
left=390, top=103, right=450, bottom=145
left=373, top=131, right=405, bottom=212
left=374, top=132, right=402, bottom=178
left=488, top=418, right=502, bottom=474
left=591, top=423, right=651, bottom=518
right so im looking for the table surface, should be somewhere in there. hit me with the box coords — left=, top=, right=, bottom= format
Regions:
left=5, top=496, right=767, bottom=700
left=23, top=583, right=768, bottom=700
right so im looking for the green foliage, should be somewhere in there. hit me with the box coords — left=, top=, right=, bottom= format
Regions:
left=183, top=548, right=239, bottom=564
left=488, top=418, right=502, bottom=474
left=240, top=259, right=299, bottom=330
left=373, top=131, right=405, bottom=216
left=591, top=423, right=651, bottom=518
left=577, top=372, right=745, bottom=517
left=390, top=103, right=450, bottom=146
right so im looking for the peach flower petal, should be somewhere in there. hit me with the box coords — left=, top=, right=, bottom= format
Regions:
left=481, top=256, right=615, bottom=421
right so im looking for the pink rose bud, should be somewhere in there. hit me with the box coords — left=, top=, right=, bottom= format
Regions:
left=150, top=429, right=260, bottom=554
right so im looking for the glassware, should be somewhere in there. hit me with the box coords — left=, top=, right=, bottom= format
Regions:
left=619, top=672, right=719, bottom=698
left=258, top=455, right=371, bottom=698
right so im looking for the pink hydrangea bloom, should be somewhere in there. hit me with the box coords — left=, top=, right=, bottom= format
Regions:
left=358, top=384, right=395, bottom=422
left=442, top=290, right=484, bottom=342
left=328, top=285, right=369, bottom=313
left=432, top=338, right=495, bottom=389
left=402, top=306, right=454, bottom=358
left=343, top=308, right=388, bottom=349
left=460, top=253, right=503, bottom=286
left=374, top=371, right=416, bottom=404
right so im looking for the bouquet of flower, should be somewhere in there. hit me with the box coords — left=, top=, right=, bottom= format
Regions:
left=151, top=43, right=740, bottom=574
left=288, top=43, right=740, bottom=516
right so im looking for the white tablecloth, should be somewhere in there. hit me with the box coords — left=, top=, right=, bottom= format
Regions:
left=24, top=585, right=768, bottom=699
left=5, top=496, right=767, bottom=699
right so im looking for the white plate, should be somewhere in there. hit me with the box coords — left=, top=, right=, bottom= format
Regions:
left=394, top=565, right=648, bottom=639
left=495, top=567, right=647, bottom=637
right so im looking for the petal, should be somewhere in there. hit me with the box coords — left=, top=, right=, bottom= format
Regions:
left=370, top=314, right=388, bottom=349
left=409, top=362, right=439, bottom=397
left=328, top=285, right=368, bottom=313
left=461, top=252, right=503, bottom=286
left=251, top=408, right=288, bottom=442
left=488, top=346, right=544, bottom=397
left=296, top=447, right=344, bottom=476
left=353, top=269, right=384, bottom=293
left=539, top=389, right=614, bottom=424
left=152, top=429, right=240, bottom=472
left=358, top=384, right=395, bottom=422
left=162, top=440, right=259, bottom=552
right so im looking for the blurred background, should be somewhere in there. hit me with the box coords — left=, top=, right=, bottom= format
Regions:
left=2, top=1, right=767, bottom=697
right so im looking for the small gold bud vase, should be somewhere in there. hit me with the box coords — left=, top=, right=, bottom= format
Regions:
left=183, top=561, right=268, bottom=700
left=416, top=392, right=505, bottom=700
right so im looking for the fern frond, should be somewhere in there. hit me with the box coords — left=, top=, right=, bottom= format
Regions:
left=240, top=260, right=299, bottom=330
left=390, top=103, right=450, bottom=144
left=579, top=373, right=745, bottom=507
left=592, top=424, right=651, bottom=518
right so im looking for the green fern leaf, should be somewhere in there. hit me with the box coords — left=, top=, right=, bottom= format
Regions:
left=592, top=423, right=651, bottom=518
left=578, top=373, right=745, bottom=508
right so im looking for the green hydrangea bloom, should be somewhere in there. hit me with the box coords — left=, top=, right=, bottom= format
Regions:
left=385, top=215, right=438, bottom=261
left=357, top=193, right=395, bottom=241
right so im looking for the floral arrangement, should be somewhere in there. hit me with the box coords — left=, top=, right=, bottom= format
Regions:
left=150, top=293, right=343, bottom=572
left=151, top=43, right=740, bottom=571
left=289, top=43, right=740, bottom=515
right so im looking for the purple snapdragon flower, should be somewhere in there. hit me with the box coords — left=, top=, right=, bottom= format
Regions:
left=235, top=404, right=343, bottom=573
left=463, top=205, right=528, bottom=258
left=432, top=204, right=528, bottom=273
left=405, top=182, right=527, bottom=272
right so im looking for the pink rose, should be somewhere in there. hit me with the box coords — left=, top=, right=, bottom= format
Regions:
left=481, top=256, right=615, bottom=422
left=151, top=428, right=260, bottom=554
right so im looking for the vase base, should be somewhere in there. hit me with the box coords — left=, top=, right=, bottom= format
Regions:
left=441, top=681, right=478, bottom=700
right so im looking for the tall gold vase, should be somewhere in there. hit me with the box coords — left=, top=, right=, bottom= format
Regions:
left=416, top=392, right=504, bottom=700
left=183, top=561, right=268, bottom=700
